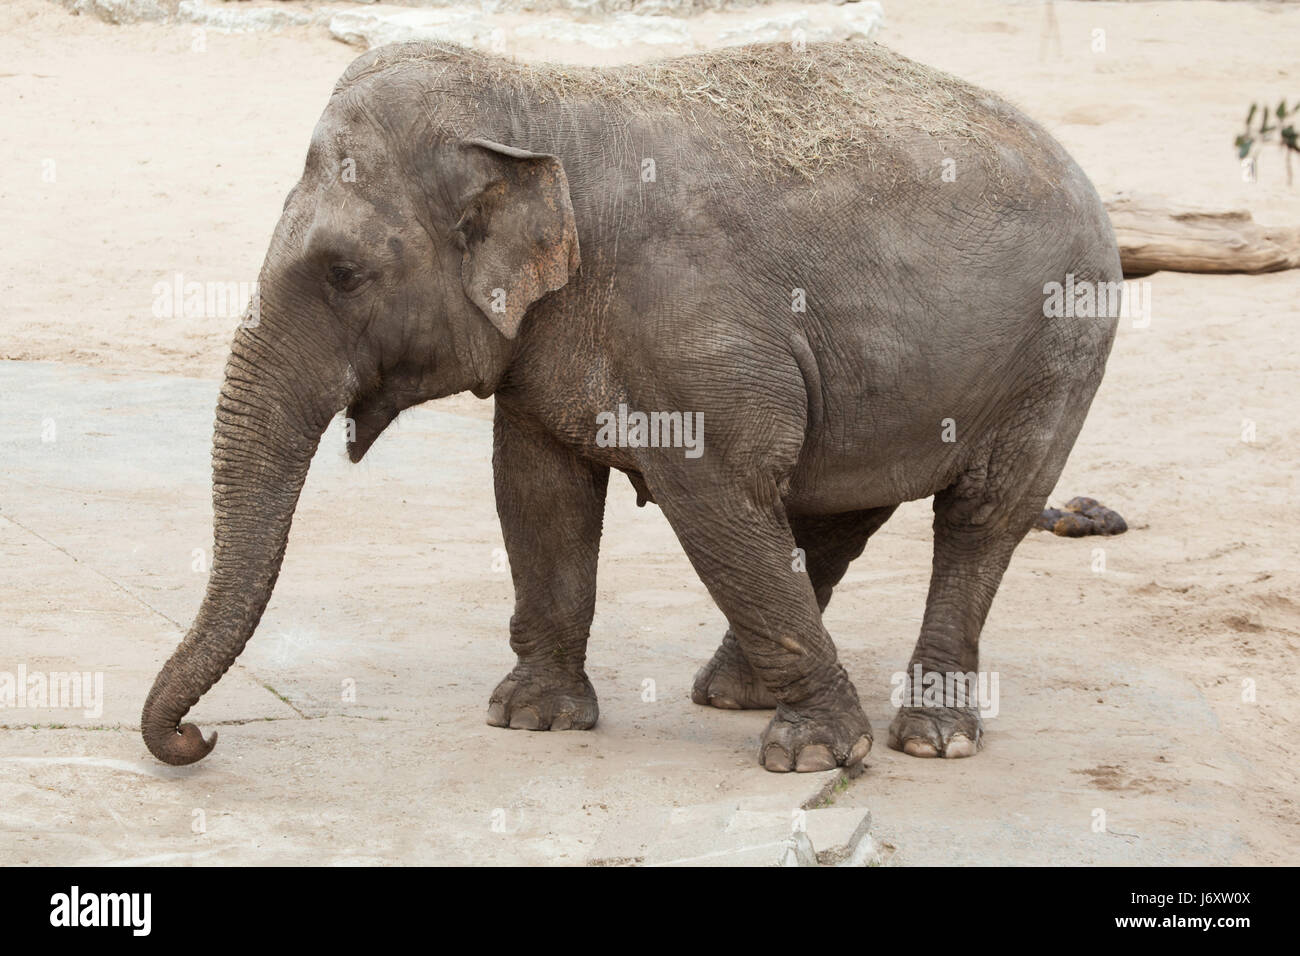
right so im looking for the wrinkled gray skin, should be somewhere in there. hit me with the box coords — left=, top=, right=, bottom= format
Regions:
left=142, top=42, right=1120, bottom=772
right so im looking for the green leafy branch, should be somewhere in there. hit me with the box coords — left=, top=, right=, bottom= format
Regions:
left=1236, top=99, right=1299, bottom=184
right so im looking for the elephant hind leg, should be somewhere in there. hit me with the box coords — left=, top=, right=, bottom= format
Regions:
left=890, top=401, right=1086, bottom=759
left=692, top=507, right=896, bottom=710
left=692, top=629, right=775, bottom=710
left=649, top=474, right=872, bottom=772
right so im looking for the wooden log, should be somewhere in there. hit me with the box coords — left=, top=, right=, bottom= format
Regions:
left=1105, top=195, right=1300, bottom=276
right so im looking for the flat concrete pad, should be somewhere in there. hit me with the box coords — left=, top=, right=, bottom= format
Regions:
left=2, top=344, right=1296, bottom=864
left=0, top=362, right=839, bottom=865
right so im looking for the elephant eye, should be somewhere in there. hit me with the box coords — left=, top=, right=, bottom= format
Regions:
left=327, top=262, right=367, bottom=293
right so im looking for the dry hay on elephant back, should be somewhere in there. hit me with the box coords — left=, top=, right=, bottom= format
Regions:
left=338, top=40, right=1003, bottom=180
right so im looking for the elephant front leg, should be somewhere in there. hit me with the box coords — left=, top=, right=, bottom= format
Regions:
left=486, top=408, right=609, bottom=732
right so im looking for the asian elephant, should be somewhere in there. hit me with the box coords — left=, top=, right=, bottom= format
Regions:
left=141, top=40, right=1121, bottom=772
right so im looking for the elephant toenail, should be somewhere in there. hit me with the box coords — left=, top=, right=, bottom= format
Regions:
left=795, top=745, right=837, bottom=772
left=903, top=738, right=939, bottom=758
left=508, top=707, right=542, bottom=730
left=848, top=735, right=873, bottom=765
left=762, top=744, right=794, bottom=772
left=943, top=734, right=977, bottom=758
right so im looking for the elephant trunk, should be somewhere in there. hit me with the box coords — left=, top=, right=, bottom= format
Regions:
left=142, top=324, right=341, bottom=765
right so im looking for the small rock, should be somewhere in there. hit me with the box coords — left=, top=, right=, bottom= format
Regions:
left=802, top=807, right=873, bottom=865
left=716, top=3, right=883, bottom=47
left=637, top=800, right=815, bottom=866
left=515, top=14, right=694, bottom=51
left=631, top=0, right=696, bottom=15
left=779, top=830, right=818, bottom=866
left=177, top=0, right=321, bottom=34
left=60, top=0, right=166, bottom=25
left=329, top=7, right=498, bottom=50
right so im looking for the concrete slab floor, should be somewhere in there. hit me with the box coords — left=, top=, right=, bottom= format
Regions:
left=1, top=359, right=1294, bottom=865
left=0, top=362, right=844, bottom=865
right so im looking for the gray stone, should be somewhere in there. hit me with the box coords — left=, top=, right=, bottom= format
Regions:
left=514, top=13, right=693, bottom=51
left=779, top=830, right=818, bottom=866
left=801, top=807, right=873, bottom=865
left=716, top=3, right=883, bottom=47
left=60, top=0, right=167, bottom=25
left=635, top=799, right=814, bottom=866
left=177, top=0, right=322, bottom=34
left=328, top=7, right=501, bottom=50
left=839, top=830, right=885, bottom=867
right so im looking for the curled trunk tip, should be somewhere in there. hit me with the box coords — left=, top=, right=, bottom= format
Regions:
left=142, top=708, right=218, bottom=766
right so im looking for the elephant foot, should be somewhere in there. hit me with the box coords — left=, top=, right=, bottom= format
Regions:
left=888, top=706, right=983, bottom=758
left=691, top=631, right=777, bottom=710
left=758, top=693, right=873, bottom=773
left=486, top=667, right=598, bottom=731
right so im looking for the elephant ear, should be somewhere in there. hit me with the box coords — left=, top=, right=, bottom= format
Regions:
left=452, top=139, right=581, bottom=339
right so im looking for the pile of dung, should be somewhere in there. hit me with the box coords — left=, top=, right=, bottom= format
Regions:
left=1037, top=497, right=1129, bottom=537
left=338, top=40, right=1002, bottom=179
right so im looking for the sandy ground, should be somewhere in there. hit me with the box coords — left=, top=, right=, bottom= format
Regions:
left=2, top=0, right=1298, bottom=864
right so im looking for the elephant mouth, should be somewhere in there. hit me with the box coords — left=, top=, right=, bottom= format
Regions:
left=345, top=363, right=436, bottom=462
left=345, top=389, right=399, bottom=463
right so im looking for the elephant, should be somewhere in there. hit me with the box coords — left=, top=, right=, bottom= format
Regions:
left=141, top=40, right=1121, bottom=772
